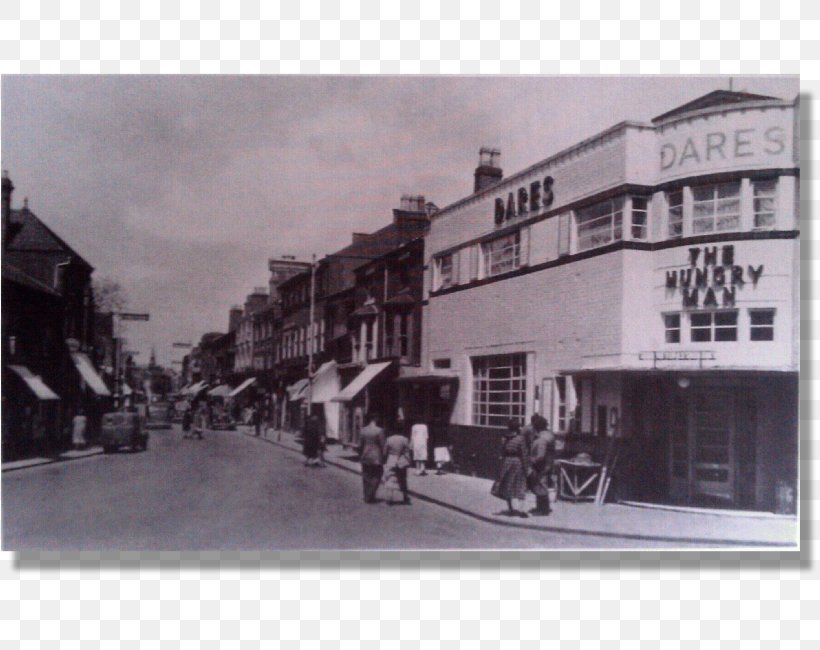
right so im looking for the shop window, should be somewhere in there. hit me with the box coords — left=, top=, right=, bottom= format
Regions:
left=749, top=309, right=775, bottom=341
left=691, top=311, right=738, bottom=343
left=631, top=197, right=648, bottom=240
left=433, top=358, right=451, bottom=369
left=576, top=197, right=623, bottom=251
left=481, top=231, right=521, bottom=277
left=692, top=182, right=740, bottom=234
left=753, top=179, right=777, bottom=229
left=471, top=353, right=527, bottom=428
left=434, top=254, right=455, bottom=290
left=664, top=313, right=681, bottom=343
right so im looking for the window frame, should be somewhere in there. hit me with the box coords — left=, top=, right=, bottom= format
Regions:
left=434, top=253, right=455, bottom=290
left=749, top=308, right=775, bottom=341
left=630, top=196, right=649, bottom=240
left=471, top=353, right=527, bottom=428
left=690, top=310, right=738, bottom=343
left=692, top=182, right=741, bottom=235
left=752, top=178, right=778, bottom=230
left=667, top=190, right=683, bottom=239
left=480, top=231, right=521, bottom=278
left=664, top=313, right=681, bottom=344
left=575, top=197, right=624, bottom=252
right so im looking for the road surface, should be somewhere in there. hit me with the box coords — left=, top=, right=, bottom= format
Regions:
left=3, top=426, right=693, bottom=550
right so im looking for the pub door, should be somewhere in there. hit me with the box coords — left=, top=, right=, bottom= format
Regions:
left=669, top=389, right=737, bottom=505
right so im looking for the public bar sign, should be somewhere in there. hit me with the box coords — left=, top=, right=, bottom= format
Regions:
left=664, top=244, right=764, bottom=309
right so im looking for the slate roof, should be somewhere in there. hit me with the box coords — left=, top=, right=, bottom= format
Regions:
left=652, top=89, right=782, bottom=123
left=6, top=206, right=93, bottom=271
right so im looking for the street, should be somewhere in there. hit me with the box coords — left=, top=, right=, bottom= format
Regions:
left=3, top=425, right=698, bottom=550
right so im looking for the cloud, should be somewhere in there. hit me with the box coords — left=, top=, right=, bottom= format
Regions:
left=1, top=74, right=798, bottom=364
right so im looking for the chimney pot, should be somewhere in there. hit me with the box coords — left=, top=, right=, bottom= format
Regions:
left=474, top=147, right=503, bottom=193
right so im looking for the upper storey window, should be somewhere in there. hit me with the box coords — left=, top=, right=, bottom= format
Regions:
left=667, top=190, right=683, bottom=239
left=576, top=198, right=623, bottom=251
left=481, top=231, right=521, bottom=277
left=753, top=179, right=777, bottom=229
left=692, top=182, right=741, bottom=234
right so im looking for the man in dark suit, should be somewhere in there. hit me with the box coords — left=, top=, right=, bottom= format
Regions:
left=358, top=413, right=386, bottom=503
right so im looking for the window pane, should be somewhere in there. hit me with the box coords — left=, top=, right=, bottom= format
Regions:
left=692, top=328, right=712, bottom=342
left=717, top=182, right=740, bottom=199
left=750, top=310, right=774, bottom=325
left=472, top=354, right=527, bottom=428
left=691, top=313, right=711, bottom=327
left=693, top=186, right=713, bottom=201
left=715, top=327, right=737, bottom=342
left=714, top=312, right=737, bottom=326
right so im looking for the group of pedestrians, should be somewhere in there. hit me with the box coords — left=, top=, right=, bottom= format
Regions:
left=181, top=401, right=206, bottom=440
left=491, top=414, right=556, bottom=518
left=358, top=413, right=413, bottom=505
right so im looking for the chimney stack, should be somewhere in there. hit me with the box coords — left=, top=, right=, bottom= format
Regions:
left=2, top=170, right=13, bottom=250
left=228, top=305, right=243, bottom=332
left=473, top=147, right=502, bottom=193
left=352, top=232, right=370, bottom=244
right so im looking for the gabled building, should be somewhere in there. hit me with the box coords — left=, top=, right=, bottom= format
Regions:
left=2, top=171, right=110, bottom=459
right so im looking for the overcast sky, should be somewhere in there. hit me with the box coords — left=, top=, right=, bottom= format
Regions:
left=1, top=75, right=798, bottom=366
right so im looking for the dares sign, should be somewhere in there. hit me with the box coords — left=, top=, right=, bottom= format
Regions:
left=493, top=176, right=554, bottom=225
left=665, top=245, right=764, bottom=309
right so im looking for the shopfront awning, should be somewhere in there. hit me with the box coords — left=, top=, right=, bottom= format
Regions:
left=332, top=361, right=392, bottom=402
left=208, top=384, right=232, bottom=397
left=71, top=352, right=111, bottom=397
left=8, top=365, right=60, bottom=400
left=228, top=377, right=256, bottom=398
left=286, top=378, right=309, bottom=401
left=310, top=361, right=340, bottom=404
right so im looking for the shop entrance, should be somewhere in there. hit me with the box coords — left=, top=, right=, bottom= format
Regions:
left=669, top=389, right=736, bottom=504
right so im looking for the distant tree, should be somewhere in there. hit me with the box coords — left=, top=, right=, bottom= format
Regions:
left=93, top=277, right=129, bottom=313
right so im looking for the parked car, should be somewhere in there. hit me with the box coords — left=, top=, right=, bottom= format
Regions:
left=100, top=411, right=149, bottom=453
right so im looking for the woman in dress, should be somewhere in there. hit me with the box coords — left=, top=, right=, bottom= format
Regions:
left=492, top=418, right=529, bottom=518
left=410, top=421, right=429, bottom=476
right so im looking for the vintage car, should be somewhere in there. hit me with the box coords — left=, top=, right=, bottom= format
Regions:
left=100, top=411, right=149, bottom=453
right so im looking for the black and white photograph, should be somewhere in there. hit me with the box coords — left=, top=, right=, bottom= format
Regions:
left=1, top=74, right=800, bottom=551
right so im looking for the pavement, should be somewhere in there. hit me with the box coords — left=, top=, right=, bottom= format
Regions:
left=240, top=426, right=799, bottom=549
left=2, top=446, right=104, bottom=472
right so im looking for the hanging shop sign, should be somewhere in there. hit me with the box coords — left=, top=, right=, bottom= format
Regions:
left=664, top=245, right=764, bottom=309
left=494, top=176, right=554, bottom=225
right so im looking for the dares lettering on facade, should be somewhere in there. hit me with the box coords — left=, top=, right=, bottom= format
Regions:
left=659, top=126, right=786, bottom=171
left=494, top=176, right=554, bottom=225
left=665, top=245, right=764, bottom=309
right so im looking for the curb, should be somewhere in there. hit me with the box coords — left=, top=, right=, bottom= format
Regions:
left=2, top=450, right=104, bottom=473
left=241, top=431, right=793, bottom=549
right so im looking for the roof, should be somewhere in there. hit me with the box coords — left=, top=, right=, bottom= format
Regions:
left=6, top=207, right=93, bottom=271
left=1, top=260, right=62, bottom=297
left=651, top=89, right=781, bottom=123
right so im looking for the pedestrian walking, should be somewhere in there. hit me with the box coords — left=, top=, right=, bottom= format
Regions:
left=410, top=422, right=429, bottom=475
left=71, top=409, right=88, bottom=450
left=490, top=418, right=530, bottom=518
left=252, top=404, right=262, bottom=436
left=383, top=429, right=412, bottom=504
left=357, top=413, right=386, bottom=504
left=302, top=413, right=324, bottom=467
left=528, top=416, right=556, bottom=516
left=193, top=402, right=207, bottom=440
left=182, top=405, right=193, bottom=439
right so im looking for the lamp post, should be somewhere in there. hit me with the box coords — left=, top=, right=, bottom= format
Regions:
left=306, top=254, right=317, bottom=416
